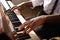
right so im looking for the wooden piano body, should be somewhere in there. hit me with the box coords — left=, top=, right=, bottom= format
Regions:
left=0, top=0, right=40, bottom=40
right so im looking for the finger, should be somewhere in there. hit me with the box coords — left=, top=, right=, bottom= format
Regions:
left=26, top=25, right=36, bottom=34
left=29, top=20, right=36, bottom=28
left=25, top=24, right=35, bottom=34
left=26, top=21, right=37, bottom=33
left=24, top=20, right=35, bottom=34
left=23, top=27, right=29, bottom=34
left=10, top=6, right=17, bottom=11
left=25, top=28, right=31, bottom=34
left=24, top=25, right=31, bottom=34
left=18, top=20, right=33, bottom=30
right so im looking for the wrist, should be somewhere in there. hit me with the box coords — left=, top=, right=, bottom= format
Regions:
left=31, top=15, right=47, bottom=24
left=33, top=15, right=47, bottom=21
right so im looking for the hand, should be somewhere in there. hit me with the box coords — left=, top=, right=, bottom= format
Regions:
left=10, top=5, right=23, bottom=11
left=10, top=2, right=26, bottom=11
left=18, top=16, right=46, bottom=34
left=10, top=1, right=32, bottom=12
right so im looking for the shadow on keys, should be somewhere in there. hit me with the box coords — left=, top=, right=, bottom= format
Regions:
left=0, top=33, right=31, bottom=40
left=0, top=33, right=11, bottom=40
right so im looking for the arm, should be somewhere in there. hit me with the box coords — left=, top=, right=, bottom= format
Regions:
left=45, top=14, right=60, bottom=23
left=18, top=14, right=60, bottom=34
left=11, top=0, right=43, bottom=11
left=34, top=14, right=60, bottom=23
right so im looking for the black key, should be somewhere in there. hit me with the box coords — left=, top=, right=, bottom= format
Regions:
left=0, top=33, right=11, bottom=40
left=12, top=22, right=21, bottom=27
left=15, top=28, right=24, bottom=32
left=6, top=11, right=20, bottom=22
left=17, top=33, right=31, bottom=40
left=8, top=15, right=18, bottom=20
left=6, top=10, right=21, bottom=27
left=10, top=18, right=19, bottom=22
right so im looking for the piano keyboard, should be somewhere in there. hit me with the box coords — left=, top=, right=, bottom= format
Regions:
left=0, top=0, right=40, bottom=40
left=5, top=10, right=21, bottom=27
left=5, top=10, right=31, bottom=40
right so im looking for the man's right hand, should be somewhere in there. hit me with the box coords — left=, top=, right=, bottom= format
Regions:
left=18, top=16, right=46, bottom=34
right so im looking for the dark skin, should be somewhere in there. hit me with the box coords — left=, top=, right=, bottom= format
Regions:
left=11, top=1, right=33, bottom=11
left=18, top=14, right=60, bottom=34
left=11, top=1, right=60, bottom=34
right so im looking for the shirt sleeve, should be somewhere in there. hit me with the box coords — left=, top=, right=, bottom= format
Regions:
left=30, top=0, right=43, bottom=8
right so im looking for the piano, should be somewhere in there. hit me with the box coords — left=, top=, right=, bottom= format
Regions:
left=0, top=0, right=40, bottom=40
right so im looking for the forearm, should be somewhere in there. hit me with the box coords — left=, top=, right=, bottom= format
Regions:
left=33, top=14, right=60, bottom=25
left=45, top=14, right=60, bottom=23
